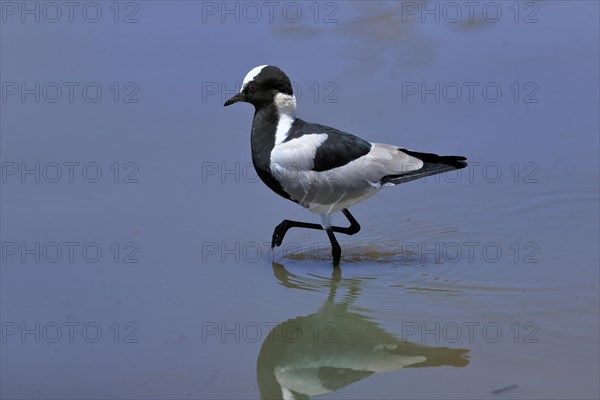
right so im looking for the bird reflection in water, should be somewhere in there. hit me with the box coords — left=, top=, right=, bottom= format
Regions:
left=257, top=263, right=470, bottom=399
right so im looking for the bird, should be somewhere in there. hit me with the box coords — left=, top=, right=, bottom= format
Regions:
left=224, top=65, right=467, bottom=266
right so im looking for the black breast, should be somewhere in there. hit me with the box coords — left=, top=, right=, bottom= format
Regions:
left=250, top=104, right=295, bottom=202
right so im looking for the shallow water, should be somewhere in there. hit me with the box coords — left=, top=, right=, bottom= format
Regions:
left=1, top=1, right=599, bottom=399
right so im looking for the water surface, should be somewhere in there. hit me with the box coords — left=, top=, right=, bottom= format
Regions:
left=1, top=1, right=599, bottom=399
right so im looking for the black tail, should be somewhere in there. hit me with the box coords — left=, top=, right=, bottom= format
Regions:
left=381, top=148, right=468, bottom=185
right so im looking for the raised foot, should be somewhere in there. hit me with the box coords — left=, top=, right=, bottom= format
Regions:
left=271, top=221, right=290, bottom=248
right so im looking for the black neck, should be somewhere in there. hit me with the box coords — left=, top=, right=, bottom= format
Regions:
left=250, top=103, right=294, bottom=202
left=251, top=103, right=278, bottom=168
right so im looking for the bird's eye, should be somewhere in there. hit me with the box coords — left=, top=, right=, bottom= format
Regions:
left=247, top=82, right=257, bottom=92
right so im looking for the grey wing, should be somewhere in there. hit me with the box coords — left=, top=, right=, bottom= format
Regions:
left=270, top=138, right=425, bottom=211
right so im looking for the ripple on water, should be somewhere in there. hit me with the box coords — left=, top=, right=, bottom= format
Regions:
left=273, top=252, right=591, bottom=318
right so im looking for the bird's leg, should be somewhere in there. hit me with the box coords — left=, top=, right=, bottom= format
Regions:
left=271, top=209, right=361, bottom=265
left=271, top=209, right=361, bottom=247
left=326, top=228, right=342, bottom=266
left=337, top=209, right=361, bottom=235
left=271, top=220, right=323, bottom=248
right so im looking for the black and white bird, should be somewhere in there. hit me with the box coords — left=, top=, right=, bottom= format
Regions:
left=224, top=65, right=467, bottom=266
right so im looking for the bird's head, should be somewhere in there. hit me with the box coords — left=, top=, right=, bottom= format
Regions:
left=224, top=65, right=294, bottom=109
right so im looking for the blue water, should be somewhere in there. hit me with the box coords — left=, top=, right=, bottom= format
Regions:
left=1, top=1, right=599, bottom=399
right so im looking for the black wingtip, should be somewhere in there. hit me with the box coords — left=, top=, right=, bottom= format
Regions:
left=449, top=156, right=468, bottom=170
left=380, top=149, right=468, bottom=185
left=400, top=148, right=468, bottom=169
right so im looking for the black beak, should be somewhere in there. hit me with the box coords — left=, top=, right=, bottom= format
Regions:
left=224, top=92, right=245, bottom=106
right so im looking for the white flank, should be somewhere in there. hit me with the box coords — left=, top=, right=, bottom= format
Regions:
left=274, top=93, right=297, bottom=145
left=240, top=65, right=268, bottom=92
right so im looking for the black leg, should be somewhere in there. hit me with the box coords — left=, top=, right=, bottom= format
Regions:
left=271, top=209, right=361, bottom=265
left=326, top=229, right=341, bottom=266
left=271, top=209, right=361, bottom=247
left=271, top=220, right=323, bottom=248
left=337, top=209, right=361, bottom=235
